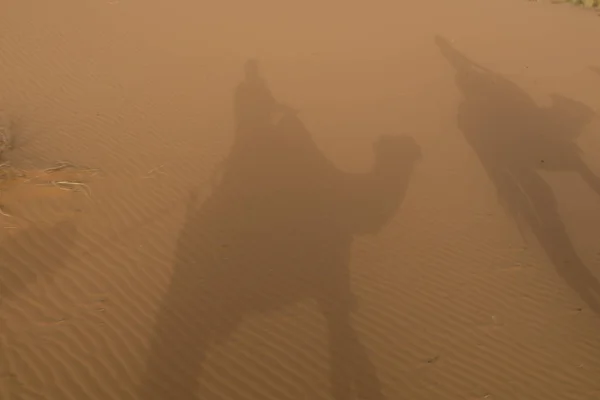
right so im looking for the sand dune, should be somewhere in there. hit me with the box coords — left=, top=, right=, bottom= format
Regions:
left=1, top=0, right=600, bottom=399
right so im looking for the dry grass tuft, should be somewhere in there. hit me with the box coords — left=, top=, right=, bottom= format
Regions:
left=0, top=118, right=98, bottom=218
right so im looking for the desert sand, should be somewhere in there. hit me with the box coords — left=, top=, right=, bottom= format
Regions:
left=1, top=0, right=600, bottom=399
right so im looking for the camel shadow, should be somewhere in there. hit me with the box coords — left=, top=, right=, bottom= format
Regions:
left=139, top=59, right=422, bottom=400
left=436, top=35, right=600, bottom=316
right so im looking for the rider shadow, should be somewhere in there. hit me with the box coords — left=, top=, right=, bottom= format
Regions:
left=436, top=35, right=600, bottom=316
left=140, top=59, right=422, bottom=400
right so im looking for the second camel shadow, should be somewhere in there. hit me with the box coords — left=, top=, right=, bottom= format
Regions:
left=139, top=60, right=421, bottom=400
left=436, top=35, right=600, bottom=316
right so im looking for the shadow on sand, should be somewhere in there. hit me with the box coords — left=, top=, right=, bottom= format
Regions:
left=139, top=60, right=421, bottom=399
left=436, top=35, right=600, bottom=316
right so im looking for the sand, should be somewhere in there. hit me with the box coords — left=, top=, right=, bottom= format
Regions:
left=1, top=0, right=600, bottom=399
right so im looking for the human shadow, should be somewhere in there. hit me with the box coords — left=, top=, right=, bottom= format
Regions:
left=435, top=35, right=600, bottom=315
left=2, top=220, right=77, bottom=299
left=139, top=59, right=422, bottom=400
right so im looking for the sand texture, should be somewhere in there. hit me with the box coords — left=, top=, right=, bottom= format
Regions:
left=1, top=0, right=600, bottom=399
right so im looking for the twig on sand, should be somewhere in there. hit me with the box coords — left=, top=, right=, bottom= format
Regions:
left=43, top=161, right=79, bottom=174
left=0, top=205, right=11, bottom=217
left=35, top=180, right=93, bottom=197
left=43, top=161, right=100, bottom=176
left=143, top=164, right=166, bottom=179
left=52, top=180, right=93, bottom=197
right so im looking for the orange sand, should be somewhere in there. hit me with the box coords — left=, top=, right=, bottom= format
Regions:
left=1, top=0, right=600, bottom=399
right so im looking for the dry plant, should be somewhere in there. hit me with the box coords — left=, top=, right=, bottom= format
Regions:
left=0, top=127, right=11, bottom=157
left=551, top=0, right=600, bottom=8
left=0, top=120, right=98, bottom=218
left=34, top=179, right=93, bottom=197
left=0, top=125, right=20, bottom=213
left=0, top=162, right=25, bottom=182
